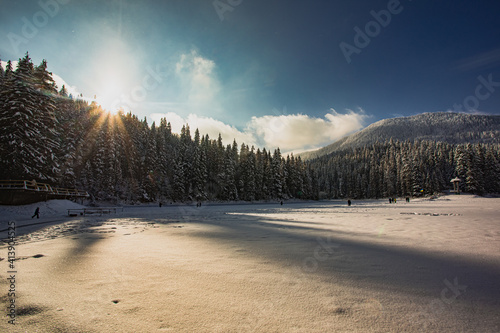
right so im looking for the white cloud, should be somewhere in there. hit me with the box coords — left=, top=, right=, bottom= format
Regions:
left=248, top=109, right=367, bottom=153
left=185, top=114, right=256, bottom=146
left=151, top=112, right=257, bottom=147
left=151, top=109, right=367, bottom=154
left=174, top=50, right=222, bottom=115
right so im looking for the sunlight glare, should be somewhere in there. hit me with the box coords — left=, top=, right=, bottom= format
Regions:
left=91, top=40, right=137, bottom=114
left=95, top=74, right=125, bottom=114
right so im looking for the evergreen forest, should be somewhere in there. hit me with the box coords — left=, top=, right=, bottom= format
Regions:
left=309, top=139, right=500, bottom=199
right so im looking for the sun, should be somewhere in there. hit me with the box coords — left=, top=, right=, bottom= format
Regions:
left=94, top=75, right=126, bottom=114
left=91, top=45, right=136, bottom=114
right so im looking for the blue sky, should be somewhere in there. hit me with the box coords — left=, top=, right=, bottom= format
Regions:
left=1, top=0, right=500, bottom=153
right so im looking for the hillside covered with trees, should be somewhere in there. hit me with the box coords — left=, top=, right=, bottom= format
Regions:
left=301, top=112, right=500, bottom=160
left=309, top=139, right=500, bottom=199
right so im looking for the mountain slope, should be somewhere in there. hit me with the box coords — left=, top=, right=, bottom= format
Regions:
left=300, top=112, right=500, bottom=160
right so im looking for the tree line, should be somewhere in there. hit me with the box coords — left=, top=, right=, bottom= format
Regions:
left=309, top=139, right=500, bottom=199
left=0, top=53, right=318, bottom=203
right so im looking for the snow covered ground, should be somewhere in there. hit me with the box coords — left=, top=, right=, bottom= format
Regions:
left=1, top=194, right=499, bottom=332
left=0, top=199, right=86, bottom=222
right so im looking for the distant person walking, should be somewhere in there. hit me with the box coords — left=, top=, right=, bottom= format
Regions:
left=347, top=199, right=351, bottom=206
left=32, top=207, right=40, bottom=219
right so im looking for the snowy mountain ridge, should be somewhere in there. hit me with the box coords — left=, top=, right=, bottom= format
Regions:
left=300, top=112, right=500, bottom=160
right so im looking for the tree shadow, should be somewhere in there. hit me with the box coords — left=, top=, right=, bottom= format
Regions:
left=149, top=206, right=500, bottom=306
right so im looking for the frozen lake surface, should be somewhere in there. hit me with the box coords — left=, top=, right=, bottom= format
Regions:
left=1, top=195, right=499, bottom=332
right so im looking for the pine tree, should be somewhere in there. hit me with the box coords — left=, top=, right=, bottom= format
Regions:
left=33, top=59, right=60, bottom=181
left=271, top=148, right=283, bottom=199
left=254, top=148, right=265, bottom=200
left=218, top=145, right=238, bottom=200
left=191, top=145, right=208, bottom=200
left=172, top=152, right=187, bottom=201
left=59, top=84, right=68, bottom=97
left=0, top=53, right=52, bottom=180
left=238, top=144, right=256, bottom=201
left=484, top=146, right=500, bottom=193
left=455, top=144, right=467, bottom=188
left=464, top=143, right=484, bottom=194
left=55, top=93, right=79, bottom=187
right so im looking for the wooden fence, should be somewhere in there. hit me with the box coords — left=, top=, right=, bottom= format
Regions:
left=0, top=180, right=89, bottom=205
